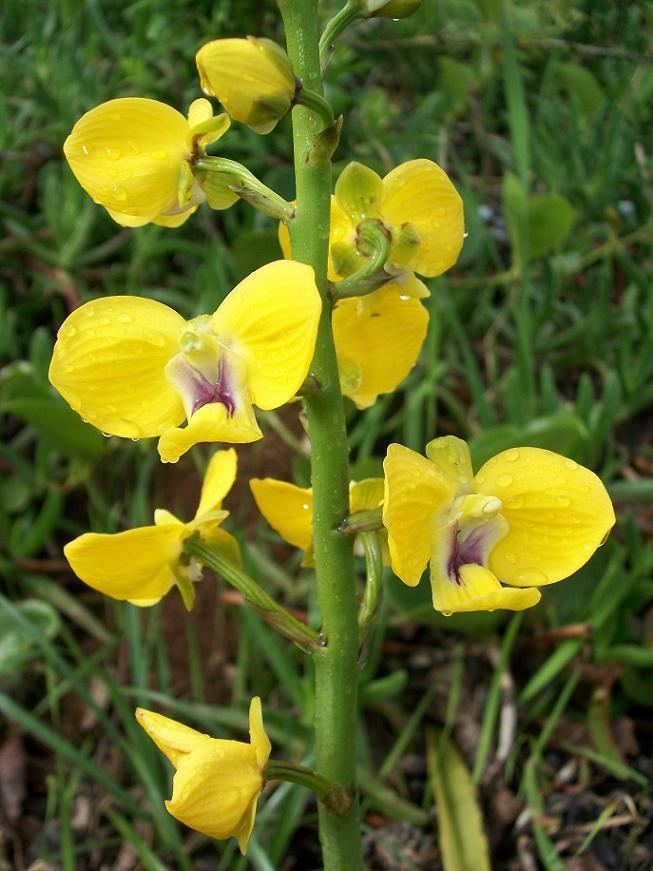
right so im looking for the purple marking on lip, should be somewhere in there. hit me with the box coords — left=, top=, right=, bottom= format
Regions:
left=446, top=525, right=488, bottom=585
left=187, top=361, right=236, bottom=417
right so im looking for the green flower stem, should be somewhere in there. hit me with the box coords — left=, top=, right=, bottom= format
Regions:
left=265, top=760, right=351, bottom=814
left=296, top=86, right=336, bottom=130
left=184, top=537, right=320, bottom=652
left=319, top=1, right=363, bottom=67
left=278, top=1, right=363, bottom=869
left=193, top=157, right=295, bottom=221
left=358, top=531, right=383, bottom=632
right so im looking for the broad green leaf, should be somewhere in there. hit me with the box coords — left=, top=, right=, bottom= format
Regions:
left=427, top=728, right=491, bottom=871
left=553, top=62, right=605, bottom=121
left=0, top=599, right=60, bottom=674
left=1, top=370, right=104, bottom=461
left=469, top=411, right=589, bottom=468
left=439, top=58, right=475, bottom=117
left=527, top=193, right=576, bottom=258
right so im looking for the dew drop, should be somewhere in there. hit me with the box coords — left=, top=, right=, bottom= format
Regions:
left=475, top=473, right=486, bottom=485
left=81, top=144, right=90, bottom=155
left=102, top=432, right=112, bottom=438
left=146, top=330, right=165, bottom=347
left=498, top=474, right=513, bottom=488
left=516, top=569, right=548, bottom=584
left=106, top=146, right=122, bottom=161
left=131, top=437, right=140, bottom=442
left=564, top=459, right=578, bottom=470
left=599, top=530, right=610, bottom=546
left=117, top=312, right=132, bottom=324
left=65, top=364, right=74, bottom=373
left=505, top=448, right=520, bottom=462
left=507, top=495, right=523, bottom=509
left=112, top=185, right=128, bottom=202
left=555, top=476, right=566, bottom=486
left=505, top=552, right=518, bottom=565
left=441, top=610, right=452, bottom=618
left=99, top=316, right=111, bottom=326
left=151, top=148, right=168, bottom=160
left=557, top=495, right=571, bottom=507
left=302, top=503, right=310, bottom=511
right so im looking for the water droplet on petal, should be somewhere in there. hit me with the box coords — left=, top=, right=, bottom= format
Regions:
left=151, top=148, right=168, bottom=160
left=81, top=144, right=90, bottom=155
left=564, top=459, right=578, bottom=470
left=555, top=476, right=566, bottom=486
left=505, top=552, right=518, bottom=565
left=106, top=146, right=122, bottom=161
left=146, top=330, right=165, bottom=347
left=557, top=495, right=571, bottom=507
left=498, top=474, right=513, bottom=488
left=505, top=448, right=520, bottom=462
left=102, top=432, right=112, bottom=438
left=117, top=312, right=132, bottom=324
left=516, top=569, right=548, bottom=584
left=441, top=610, right=452, bottom=618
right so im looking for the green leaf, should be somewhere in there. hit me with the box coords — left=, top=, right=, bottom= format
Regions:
left=553, top=62, right=605, bottom=122
left=1, top=370, right=104, bottom=461
left=501, top=171, right=528, bottom=265
left=427, top=728, right=491, bottom=871
left=527, top=193, right=576, bottom=258
left=469, top=411, right=589, bottom=468
left=439, top=58, right=475, bottom=117
left=0, top=599, right=60, bottom=674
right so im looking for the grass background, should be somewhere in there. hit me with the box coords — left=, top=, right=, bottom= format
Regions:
left=1, top=0, right=652, bottom=868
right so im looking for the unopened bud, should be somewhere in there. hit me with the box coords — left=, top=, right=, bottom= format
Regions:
left=196, top=37, right=297, bottom=134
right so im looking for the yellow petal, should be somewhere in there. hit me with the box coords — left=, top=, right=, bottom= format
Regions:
left=391, top=269, right=431, bottom=299
left=425, top=435, right=474, bottom=495
left=474, top=448, right=616, bottom=587
left=248, top=697, right=271, bottom=769
left=212, top=261, right=321, bottom=411
left=195, top=449, right=238, bottom=518
left=382, top=159, right=464, bottom=277
left=64, top=524, right=185, bottom=604
left=135, top=708, right=206, bottom=766
left=153, top=204, right=199, bottom=228
left=187, top=98, right=213, bottom=129
left=167, top=739, right=262, bottom=841
left=383, top=443, right=456, bottom=586
left=49, top=296, right=185, bottom=439
left=335, top=161, right=384, bottom=222
left=64, top=97, right=191, bottom=218
left=158, top=401, right=262, bottom=464
left=278, top=197, right=353, bottom=282
left=106, top=210, right=152, bottom=227
left=349, top=478, right=384, bottom=513
left=431, top=563, right=541, bottom=614
left=333, top=285, right=429, bottom=408
left=196, top=38, right=295, bottom=134
left=236, top=795, right=260, bottom=855
left=250, top=478, right=313, bottom=552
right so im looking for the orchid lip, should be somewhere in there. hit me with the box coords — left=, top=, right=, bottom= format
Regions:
left=446, top=525, right=487, bottom=585
left=166, top=353, right=239, bottom=420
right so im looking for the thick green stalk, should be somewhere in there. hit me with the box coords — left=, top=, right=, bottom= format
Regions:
left=278, top=1, right=363, bottom=868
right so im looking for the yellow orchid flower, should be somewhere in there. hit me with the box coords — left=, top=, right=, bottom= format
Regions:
left=383, top=437, right=616, bottom=615
left=48, top=261, right=321, bottom=463
left=196, top=37, right=297, bottom=134
left=278, top=195, right=434, bottom=289
left=64, top=449, right=240, bottom=607
left=136, top=697, right=271, bottom=853
left=64, top=97, right=232, bottom=227
left=333, top=282, right=429, bottom=408
left=250, top=476, right=385, bottom=566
